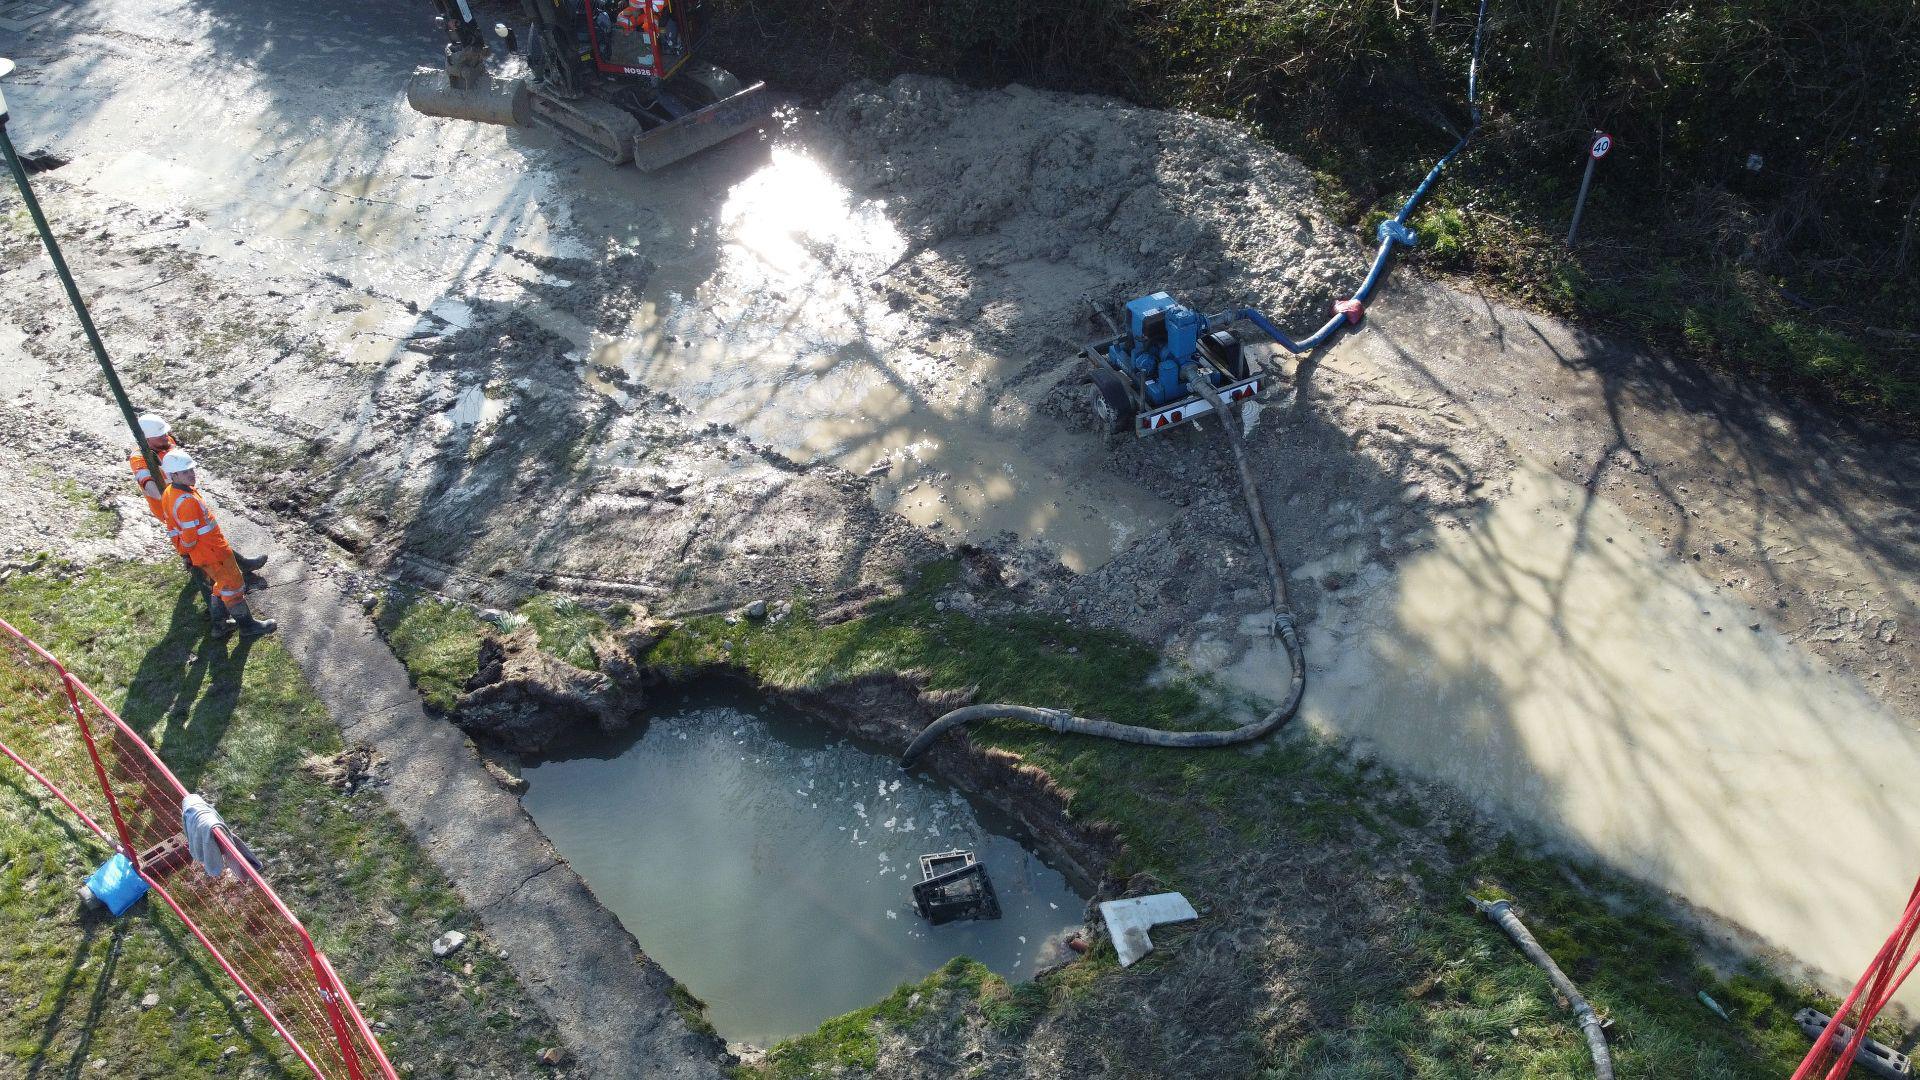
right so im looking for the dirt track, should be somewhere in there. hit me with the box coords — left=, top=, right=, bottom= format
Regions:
left=3, top=0, right=1919, bottom=1061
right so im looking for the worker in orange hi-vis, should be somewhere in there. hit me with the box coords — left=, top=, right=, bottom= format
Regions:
left=159, top=448, right=276, bottom=640
left=612, top=0, right=659, bottom=70
left=128, top=415, right=269, bottom=569
left=128, top=414, right=267, bottom=629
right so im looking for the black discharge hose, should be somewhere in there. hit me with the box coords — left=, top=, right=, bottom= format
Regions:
left=1471, top=897, right=1616, bottom=1079
left=901, top=374, right=1304, bottom=766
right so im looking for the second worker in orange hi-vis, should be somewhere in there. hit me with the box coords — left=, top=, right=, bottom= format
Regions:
left=159, top=448, right=277, bottom=640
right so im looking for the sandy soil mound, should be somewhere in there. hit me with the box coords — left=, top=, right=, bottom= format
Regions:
left=820, top=77, right=1366, bottom=326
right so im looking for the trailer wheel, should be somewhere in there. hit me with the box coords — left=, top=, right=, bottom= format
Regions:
left=1089, top=365, right=1136, bottom=436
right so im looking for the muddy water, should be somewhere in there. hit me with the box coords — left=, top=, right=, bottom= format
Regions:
left=520, top=686, right=1086, bottom=1046
left=1215, top=457, right=1920, bottom=999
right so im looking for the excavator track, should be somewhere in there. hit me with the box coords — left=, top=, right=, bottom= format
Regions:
left=527, top=89, right=643, bottom=166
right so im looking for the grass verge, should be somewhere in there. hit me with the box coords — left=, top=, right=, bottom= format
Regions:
left=0, top=562, right=555, bottom=1077
left=372, top=588, right=612, bottom=712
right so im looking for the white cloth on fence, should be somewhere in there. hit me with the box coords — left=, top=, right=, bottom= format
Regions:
left=181, top=793, right=230, bottom=879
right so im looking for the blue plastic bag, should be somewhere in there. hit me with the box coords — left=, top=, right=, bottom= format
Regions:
left=85, top=852, right=148, bottom=916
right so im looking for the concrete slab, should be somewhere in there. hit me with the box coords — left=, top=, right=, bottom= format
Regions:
left=1099, top=892, right=1199, bottom=967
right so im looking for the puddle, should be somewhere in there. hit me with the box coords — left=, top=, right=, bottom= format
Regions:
left=446, top=385, right=506, bottom=428
left=520, top=686, right=1087, bottom=1045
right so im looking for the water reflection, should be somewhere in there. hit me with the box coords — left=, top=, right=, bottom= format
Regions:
left=521, top=686, right=1087, bottom=1045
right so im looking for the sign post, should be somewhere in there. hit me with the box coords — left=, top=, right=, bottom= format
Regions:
left=1566, top=130, right=1611, bottom=247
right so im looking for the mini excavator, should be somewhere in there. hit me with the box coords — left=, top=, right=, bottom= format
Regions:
left=410, top=0, right=769, bottom=171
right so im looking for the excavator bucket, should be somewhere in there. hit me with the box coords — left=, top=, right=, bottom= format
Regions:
left=629, top=81, right=770, bottom=172
left=406, top=67, right=530, bottom=128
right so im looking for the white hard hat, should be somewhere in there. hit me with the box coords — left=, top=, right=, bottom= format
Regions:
left=138, top=414, right=171, bottom=439
left=160, top=448, right=196, bottom=474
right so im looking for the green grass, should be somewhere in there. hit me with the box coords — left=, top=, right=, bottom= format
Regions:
left=750, top=958, right=1002, bottom=1078
left=656, top=560, right=1818, bottom=1078
left=515, top=593, right=610, bottom=671
left=373, top=589, right=613, bottom=712
left=0, top=562, right=553, bottom=1078
left=372, top=588, right=490, bottom=713
left=1398, top=192, right=1920, bottom=421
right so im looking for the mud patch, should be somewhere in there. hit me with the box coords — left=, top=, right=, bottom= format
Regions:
left=821, top=77, right=1366, bottom=330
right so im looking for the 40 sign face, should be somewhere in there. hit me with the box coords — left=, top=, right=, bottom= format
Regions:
left=1590, top=132, right=1614, bottom=159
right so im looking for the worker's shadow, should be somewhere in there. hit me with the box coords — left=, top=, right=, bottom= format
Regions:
left=117, top=577, right=256, bottom=791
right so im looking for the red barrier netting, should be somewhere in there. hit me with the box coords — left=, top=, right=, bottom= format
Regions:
left=1793, top=875, right=1920, bottom=1080
left=0, top=618, right=113, bottom=840
left=0, top=617, right=395, bottom=1080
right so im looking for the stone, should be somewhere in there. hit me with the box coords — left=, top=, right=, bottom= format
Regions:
left=431, top=930, right=467, bottom=958
left=744, top=599, right=768, bottom=620
left=140, top=992, right=160, bottom=1009
left=537, top=1046, right=568, bottom=1067
left=483, top=759, right=528, bottom=793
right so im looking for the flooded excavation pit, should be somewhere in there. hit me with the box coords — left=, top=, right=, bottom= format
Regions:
left=520, top=686, right=1088, bottom=1046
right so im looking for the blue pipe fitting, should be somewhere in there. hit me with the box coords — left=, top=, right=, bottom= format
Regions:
left=1377, top=219, right=1418, bottom=248
left=1197, top=0, right=1486, bottom=360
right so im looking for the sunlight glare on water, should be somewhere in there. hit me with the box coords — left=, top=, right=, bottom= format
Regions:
left=717, top=147, right=907, bottom=280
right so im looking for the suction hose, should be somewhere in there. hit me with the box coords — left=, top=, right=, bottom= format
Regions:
left=902, top=375, right=1304, bottom=766
left=1471, top=897, right=1616, bottom=1079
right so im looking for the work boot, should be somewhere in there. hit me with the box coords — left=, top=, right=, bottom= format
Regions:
left=236, top=552, right=269, bottom=572
left=236, top=615, right=278, bottom=638
left=209, top=597, right=234, bottom=638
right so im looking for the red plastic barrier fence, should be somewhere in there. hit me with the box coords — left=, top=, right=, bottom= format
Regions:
left=0, top=616, right=396, bottom=1080
left=1793, top=875, right=1920, bottom=1080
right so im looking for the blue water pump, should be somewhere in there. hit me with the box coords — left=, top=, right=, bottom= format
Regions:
left=1083, top=292, right=1260, bottom=437
left=1110, top=293, right=1207, bottom=408
left=1079, top=0, right=1490, bottom=440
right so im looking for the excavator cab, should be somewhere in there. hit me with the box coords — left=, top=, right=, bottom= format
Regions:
left=409, top=0, right=768, bottom=171
left=586, top=0, right=694, bottom=79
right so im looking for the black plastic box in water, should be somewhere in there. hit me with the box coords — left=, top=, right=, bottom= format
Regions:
left=913, top=850, right=1001, bottom=925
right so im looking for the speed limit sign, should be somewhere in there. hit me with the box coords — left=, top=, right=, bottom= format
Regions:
left=1570, top=132, right=1613, bottom=245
